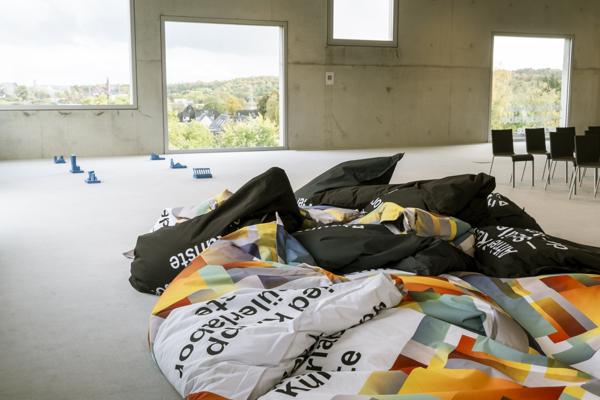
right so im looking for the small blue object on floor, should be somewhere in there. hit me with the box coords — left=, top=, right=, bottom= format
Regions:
left=150, top=153, right=165, bottom=160
left=193, top=168, right=213, bottom=179
left=53, top=155, right=66, bottom=164
left=85, top=171, right=101, bottom=184
left=170, top=158, right=187, bottom=169
left=69, top=154, right=83, bottom=173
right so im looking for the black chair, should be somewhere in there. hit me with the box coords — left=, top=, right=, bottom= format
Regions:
left=525, top=128, right=551, bottom=180
left=587, top=126, right=600, bottom=134
left=490, top=129, right=534, bottom=188
left=557, top=126, right=576, bottom=136
left=545, top=131, right=576, bottom=190
left=586, top=126, right=600, bottom=137
left=569, top=135, right=600, bottom=199
left=581, top=128, right=600, bottom=184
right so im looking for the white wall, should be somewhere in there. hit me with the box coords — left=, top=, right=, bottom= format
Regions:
left=1, top=0, right=600, bottom=159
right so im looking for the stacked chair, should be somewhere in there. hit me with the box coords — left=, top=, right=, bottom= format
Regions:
left=490, top=129, right=534, bottom=188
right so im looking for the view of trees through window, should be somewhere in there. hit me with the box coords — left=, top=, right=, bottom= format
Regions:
left=0, top=0, right=133, bottom=107
left=164, top=21, right=283, bottom=150
left=491, top=36, right=570, bottom=137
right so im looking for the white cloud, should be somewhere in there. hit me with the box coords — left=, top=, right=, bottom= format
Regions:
left=164, top=22, right=281, bottom=83
left=493, top=36, right=566, bottom=70
left=0, top=0, right=131, bottom=85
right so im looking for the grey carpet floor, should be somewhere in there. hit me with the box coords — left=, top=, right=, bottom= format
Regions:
left=1, top=144, right=599, bottom=399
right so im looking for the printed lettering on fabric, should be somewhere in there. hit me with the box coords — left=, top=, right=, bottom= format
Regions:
left=369, top=197, right=383, bottom=210
left=289, top=303, right=388, bottom=376
left=274, top=371, right=332, bottom=397
left=294, top=224, right=366, bottom=234
left=173, top=286, right=340, bottom=379
left=158, top=209, right=171, bottom=228
left=475, top=226, right=568, bottom=259
left=152, top=274, right=403, bottom=399
left=297, top=198, right=312, bottom=208
left=487, top=196, right=509, bottom=208
left=168, top=236, right=222, bottom=270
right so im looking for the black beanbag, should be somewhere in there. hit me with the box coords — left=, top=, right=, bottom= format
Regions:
left=362, top=173, right=496, bottom=226
left=474, top=226, right=600, bottom=277
left=129, top=167, right=303, bottom=294
left=480, top=193, right=543, bottom=231
left=295, top=153, right=404, bottom=207
left=293, top=224, right=476, bottom=275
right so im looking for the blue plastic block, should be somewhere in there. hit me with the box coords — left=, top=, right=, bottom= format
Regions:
left=150, top=153, right=165, bottom=160
left=193, top=168, right=213, bottom=179
left=170, top=158, right=187, bottom=169
left=53, top=155, right=66, bottom=164
left=85, top=171, right=101, bottom=184
left=69, top=155, right=83, bottom=173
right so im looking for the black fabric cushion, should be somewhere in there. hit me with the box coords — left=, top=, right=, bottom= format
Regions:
left=304, top=185, right=394, bottom=210
left=292, top=224, right=476, bottom=275
left=474, top=226, right=600, bottom=277
left=295, top=153, right=404, bottom=207
left=363, top=173, right=496, bottom=227
left=299, top=174, right=496, bottom=228
left=480, top=193, right=543, bottom=231
left=129, top=167, right=303, bottom=294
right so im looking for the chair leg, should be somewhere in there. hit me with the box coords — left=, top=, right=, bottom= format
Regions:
left=580, top=168, right=587, bottom=187
left=531, top=158, right=535, bottom=187
left=545, top=161, right=553, bottom=190
left=552, top=161, right=557, bottom=178
left=512, top=162, right=515, bottom=188
left=574, top=165, right=577, bottom=196
left=595, top=168, right=599, bottom=198
left=565, top=162, right=569, bottom=184
left=568, top=167, right=578, bottom=199
left=521, top=161, right=527, bottom=182
left=541, top=157, right=548, bottom=181
left=489, top=157, right=495, bottom=175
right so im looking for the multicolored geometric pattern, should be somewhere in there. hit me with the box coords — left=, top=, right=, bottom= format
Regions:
left=463, top=273, right=600, bottom=378
left=142, top=186, right=600, bottom=400
left=350, top=202, right=471, bottom=242
left=149, top=229, right=600, bottom=399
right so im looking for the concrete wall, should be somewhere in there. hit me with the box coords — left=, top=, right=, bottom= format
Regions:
left=2, top=0, right=600, bottom=159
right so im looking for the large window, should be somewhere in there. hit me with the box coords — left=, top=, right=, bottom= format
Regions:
left=163, top=19, right=285, bottom=151
left=0, top=0, right=135, bottom=109
left=328, top=0, right=398, bottom=46
left=490, top=35, right=572, bottom=137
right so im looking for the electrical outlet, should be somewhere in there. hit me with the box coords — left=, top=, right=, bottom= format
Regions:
left=325, top=72, right=335, bottom=86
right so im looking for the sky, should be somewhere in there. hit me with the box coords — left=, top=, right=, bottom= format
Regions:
left=0, top=0, right=132, bottom=86
left=0, top=1, right=567, bottom=86
left=493, top=36, right=567, bottom=70
left=164, top=22, right=281, bottom=84
left=332, top=0, right=395, bottom=41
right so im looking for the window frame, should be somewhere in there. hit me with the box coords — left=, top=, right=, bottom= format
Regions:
left=487, top=32, right=574, bottom=141
left=327, top=0, right=399, bottom=47
left=160, top=16, right=288, bottom=154
left=0, top=0, right=137, bottom=111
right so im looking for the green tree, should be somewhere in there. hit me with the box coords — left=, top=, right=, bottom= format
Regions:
left=257, top=93, right=269, bottom=116
left=168, top=112, right=216, bottom=150
left=218, top=116, right=279, bottom=148
left=265, top=92, right=279, bottom=125
left=15, top=85, right=28, bottom=101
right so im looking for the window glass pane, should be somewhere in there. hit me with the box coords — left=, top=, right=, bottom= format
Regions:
left=491, top=36, right=568, bottom=137
left=332, top=0, right=395, bottom=42
left=0, top=0, right=133, bottom=107
left=165, top=21, right=284, bottom=150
